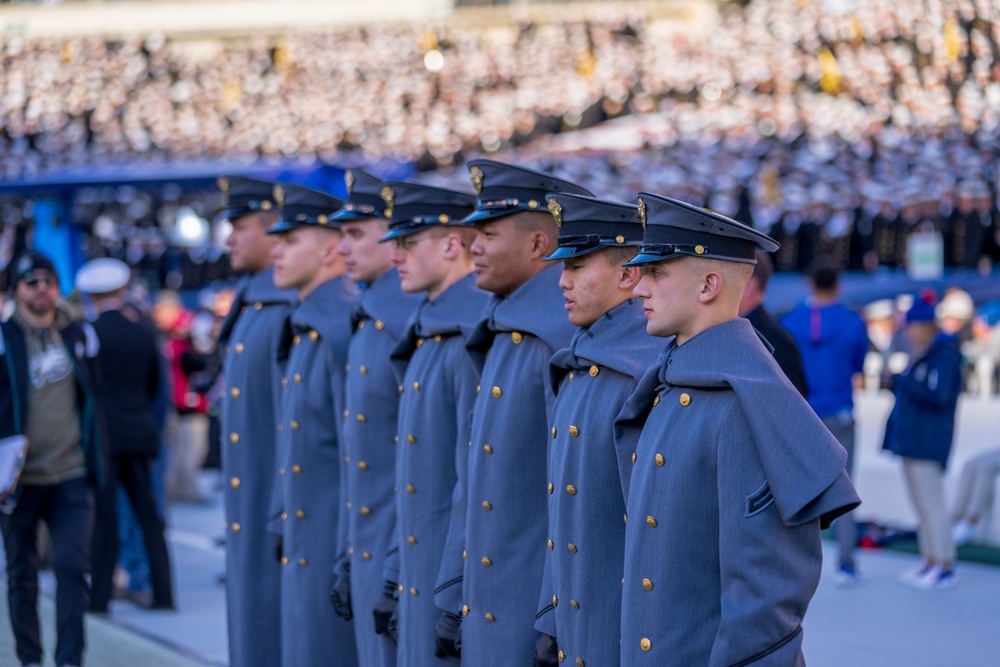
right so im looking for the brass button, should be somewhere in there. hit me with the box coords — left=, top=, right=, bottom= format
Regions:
left=570, top=600, right=579, bottom=610
left=281, top=556, right=288, bottom=566
left=413, top=381, right=420, bottom=392
left=548, top=539, right=554, bottom=550
left=232, top=522, right=241, bottom=533
left=568, top=425, right=579, bottom=437
left=292, top=335, right=301, bottom=346
left=655, top=454, right=665, bottom=467
left=511, top=332, right=523, bottom=344
left=481, top=557, right=491, bottom=567
left=491, top=386, right=502, bottom=398
left=548, top=482, right=554, bottom=494
left=624, top=514, right=628, bottom=524
left=398, top=385, right=403, bottom=394
left=552, top=595, right=558, bottom=606
left=231, top=388, right=240, bottom=398
left=615, top=234, right=626, bottom=244
left=294, top=373, right=302, bottom=384
left=568, top=543, right=577, bottom=553
left=235, top=343, right=244, bottom=354
left=646, top=516, right=657, bottom=528
left=282, top=378, right=288, bottom=387
left=230, top=477, right=240, bottom=489
left=360, top=365, right=368, bottom=375
left=358, top=321, right=366, bottom=330
left=358, top=461, right=368, bottom=471
left=363, top=552, right=372, bottom=561
left=433, top=335, right=442, bottom=342
left=291, top=421, right=300, bottom=430
left=360, top=506, right=371, bottom=516
left=641, top=638, right=651, bottom=652
left=408, top=536, right=417, bottom=545
left=416, top=338, right=423, bottom=348
left=409, top=587, right=418, bottom=596
left=405, top=485, right=415, bottom=494
left=406, top=434, right=416, bottom=444
left=653, top=395, right=660, bottom=407
left=254, top=302, right=263, bottom=311
left=631, top=453, right=636, bottom=465
left=299, top=558, right=308, bottom=566
left=566, top=485, right=577, bottom=495
left=483, top=444, right=493, bottom=455
left=343, top=410, right=349, bottom=418
left=695, top=245, right=705, bottom=255
left=357, top=415, right=367, bottom=423
left=568, top=371, right=574, bottom=382
left=482, top=501, right=492, bottom=511
left=485, top=613, right=495, bottom=623
left=551, top=427, right=557, bottom=438
left=589, top=365, right=599, bottom=377
left=292, top=465, right=302, bottom=474
left=375, top=320, right=385, bottom=330
left=462, top=605, right=469, bottom=616
left=230, top=433, right=239, bottom=444
left=679, top=393, right=691, bottom=406
left=281, top=512, right=287, bottom=521
left=642, top=578, right=653, bottom=591
left=558, top=651, right=565, bottom=662
left=309, top=330, right=319, bottom=341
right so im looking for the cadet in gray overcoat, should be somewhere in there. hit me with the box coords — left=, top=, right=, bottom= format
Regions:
left=217, top=176, right=297, bottom=667
left=533, top=194, right=663, bottom=667
left=616, top=193, right=861, bottom=666
left=456, top=161, right=590, bottom=665
left=332, top=170, right=422, bottom=667
left=267, top=184, right=359, bottom=667
left=378, top=182, right=483, bottom=665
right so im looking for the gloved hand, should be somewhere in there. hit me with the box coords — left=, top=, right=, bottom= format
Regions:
left=372, top=580, right=399, bottom=644
left=434, top=609, right=462, bottom=658
left=330, top=556, right=352, bottom=621
left=533, top=633, right=559, bottom=667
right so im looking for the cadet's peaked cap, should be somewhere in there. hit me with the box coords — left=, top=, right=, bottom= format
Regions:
left=624, top=192, right=779, bottom=266
left=460, top=159, right=593, bottom=225
left=217, top=175, right=281, bottom=220
left=543, top=193, right=642, bottom=261
left=330, top=169, right=392, bottom=222
left=265, top=183, right=344, bottom=234
left=76, top=258, right=130, bottom=294
left=379, top=183, right=478, bottom=242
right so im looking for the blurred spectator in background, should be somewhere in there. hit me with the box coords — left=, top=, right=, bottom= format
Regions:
left=883, top=295, right=963, bottom=590
left=951, top=447, right=1000, bottom=546
left=739, top=249, right=808, bottom=397
left=781, top=266, right=870, bottom=585
left=965, top=301, right=1000, bottom=396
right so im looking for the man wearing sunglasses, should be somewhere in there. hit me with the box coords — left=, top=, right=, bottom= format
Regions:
left=1, top=250, right=106, bottom=667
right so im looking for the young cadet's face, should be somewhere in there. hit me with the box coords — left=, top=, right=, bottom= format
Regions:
left=271, top=227, right=338, bottom=291
left=558, top=251, right=623, bottom=328
left=632, top=257, right=700, bottom=339
left=393, top=228, right=447, bottom=295
left=338, top=218, right=395, bottom=284
left=470, top=215, right=537, bottom=297
left=226, top=212, right=276, bottom=273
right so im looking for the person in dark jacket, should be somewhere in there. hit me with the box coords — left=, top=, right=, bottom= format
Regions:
left=738, top=250, right=808, bottom=398
left=882, top=295, right=963, bottom=590
left=0, top=250, right=106, bottom=667
left=76, top=258, right=175, bottom=613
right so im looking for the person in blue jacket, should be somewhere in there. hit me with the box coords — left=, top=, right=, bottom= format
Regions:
left=532, top=193, right=663, bottom=667
left=882, top=295, right=963, bottom=590
left=379, top=182, right=485, bottom=665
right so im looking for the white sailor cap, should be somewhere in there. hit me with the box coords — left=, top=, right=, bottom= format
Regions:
left=76, top=258, right=131, bottom=295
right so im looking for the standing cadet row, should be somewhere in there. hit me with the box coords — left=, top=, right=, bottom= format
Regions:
left=217, top=160, right=861, bottom=667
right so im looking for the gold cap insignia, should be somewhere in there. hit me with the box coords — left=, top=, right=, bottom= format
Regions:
left=547, top=198, right=563, bottom=227
left=217, top=176, right=229, bottom=193
left=470, top=165, right=484, bottom=194
left=345, top=170, right=355, bottom=194
left=638, top=197, right=647, bottom=229
left=273, top=185, right=284, bottom=207
left=380, top=185, right=394, bottom=218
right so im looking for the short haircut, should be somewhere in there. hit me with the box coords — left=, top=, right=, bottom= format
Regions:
left=429, top=225, right=478, bottom=248
left=810, top=265, right=839, bottom=291
left=601, top=245, right=639, bottom=267
left=752, top=250, right=774, bottom=293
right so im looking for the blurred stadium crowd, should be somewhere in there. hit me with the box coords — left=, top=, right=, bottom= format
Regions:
left=2, top=0, right=1000, bottom=275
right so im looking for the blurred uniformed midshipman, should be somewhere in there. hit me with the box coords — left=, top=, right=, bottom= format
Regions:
left=533, top=194, right=662, bottom=667
left=332, top=169, right=422, bottom=667
left=217, top=176, right=296, bottom=667
left=267, top=183, right=360, bottom=667
left=378, top=182, right=485, bottom=666
left=614, top=193, right=861, bottom=666
left=457, top=160, right=589, bottom=665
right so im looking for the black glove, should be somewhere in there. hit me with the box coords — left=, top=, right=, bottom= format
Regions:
left=372, top=581, right=399, bottom=644
left=434, top=609, right=462, bottom=658
left=330, top=557, right=352, bottom=621
left=533, top=633, right=559, bottom=667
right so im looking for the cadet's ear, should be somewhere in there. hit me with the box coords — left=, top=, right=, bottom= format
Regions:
left=528, top=230, right=550, bottom=259
left=618, top=265, right=642, bottom=291
left=442, top=232, right=461, bottom=261
left=699, top=269, right=724, bottom=304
